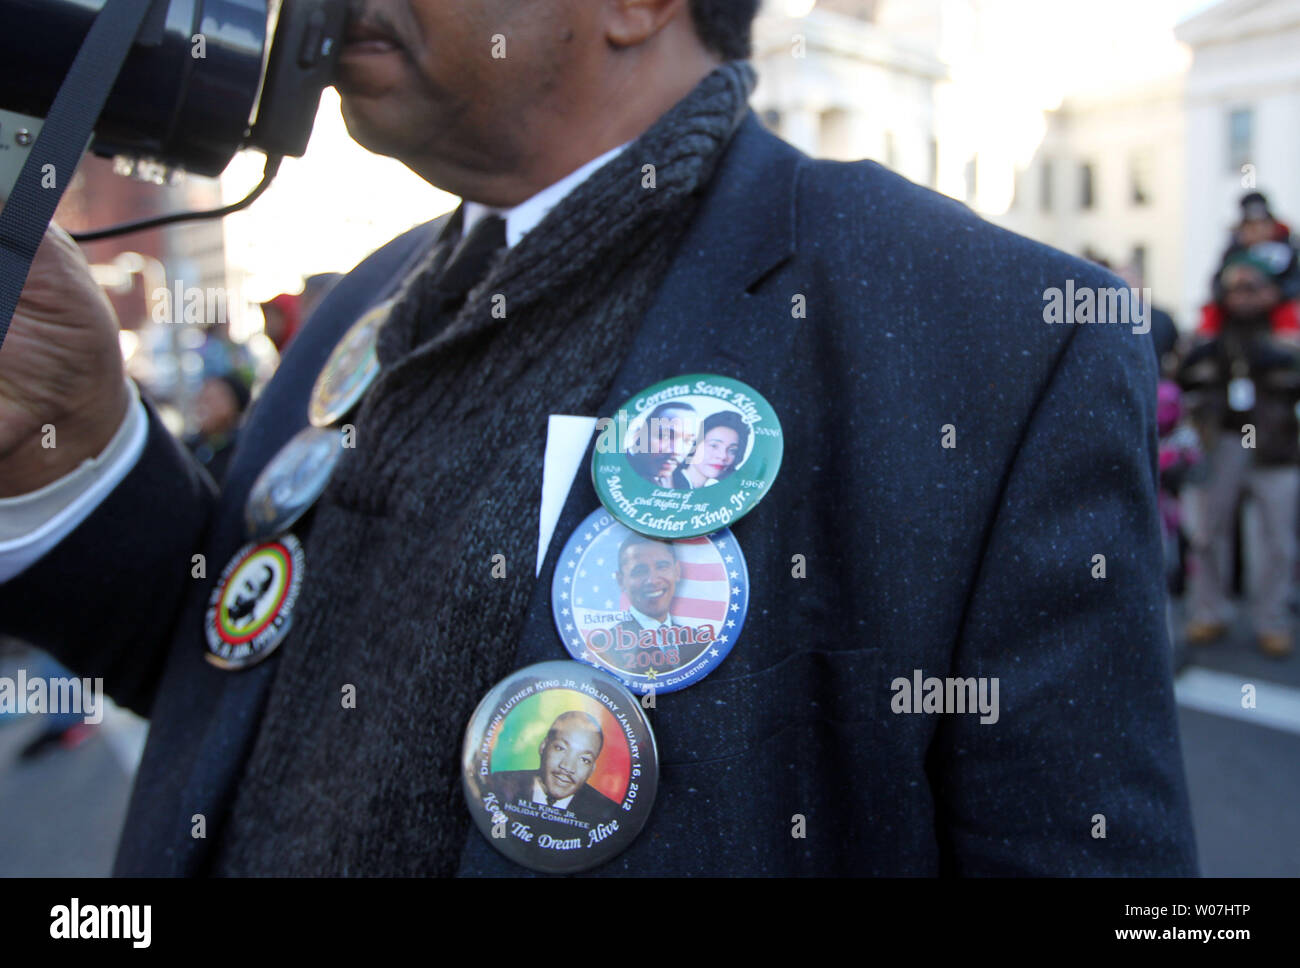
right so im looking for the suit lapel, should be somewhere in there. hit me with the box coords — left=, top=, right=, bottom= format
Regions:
left=456, top=115, right=806, bottom=874
left=526, top=113, right=804, bottom=659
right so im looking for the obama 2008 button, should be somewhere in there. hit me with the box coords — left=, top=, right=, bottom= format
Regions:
left=552, top=507, right=749, bottom=695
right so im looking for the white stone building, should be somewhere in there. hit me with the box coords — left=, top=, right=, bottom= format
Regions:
left=751, top=0, right=948, bottom=190
left=1177, top=0, right=1300, bottom=324
left=993, top=77, right=1189, bottom=323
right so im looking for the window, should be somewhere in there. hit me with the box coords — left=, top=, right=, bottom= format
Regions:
left=1130, top=152, right=1151, bottom=206
left=884, top=131, right=898, bottom=170
left=1040, top=160, right=1054, bottom=213
left=1228, top=108, right=1254, bottom=172
left=1080, top=162, right=1095, bottom=210
left=964, top=155, right=978, bottom=203
left=928, top=137, right=939, bottom=189
left=819, top=108, right=852, bottom=160
left=1131, top=244, right=1148, bottom=283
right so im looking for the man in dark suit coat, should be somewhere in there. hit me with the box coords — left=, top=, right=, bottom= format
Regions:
left=0, top=1, right=1196, bottom=875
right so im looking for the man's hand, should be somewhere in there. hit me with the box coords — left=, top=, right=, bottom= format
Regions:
left=0, top=219, right=127, bottom=497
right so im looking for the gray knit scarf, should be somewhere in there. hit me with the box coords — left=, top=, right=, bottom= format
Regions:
left=212, top=62, right=757, bottom=875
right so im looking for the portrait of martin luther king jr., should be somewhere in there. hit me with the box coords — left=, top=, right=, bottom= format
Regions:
left=487, top=711, right=620, bottom=825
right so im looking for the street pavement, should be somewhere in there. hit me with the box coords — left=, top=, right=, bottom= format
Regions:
left=1173, top=602, right=1300, bottom=876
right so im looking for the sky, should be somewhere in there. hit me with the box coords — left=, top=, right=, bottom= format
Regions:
left=938, top=0, right=1220, bottom=108
left=1175, top=0, right=1225, bottom=20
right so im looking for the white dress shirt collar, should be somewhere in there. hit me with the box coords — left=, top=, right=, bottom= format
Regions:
left=628, top=605, right=676, bottom=631
left=461, top=142, right=629, bottom=249
left=531, top=775, right=575, bottom=810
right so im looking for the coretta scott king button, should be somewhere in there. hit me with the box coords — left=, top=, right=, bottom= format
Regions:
left=462, top=660, right=658, bottom=874
left=592, top=374, right=783, bottom=539
left=244, top=424, right=344, bottom=542
left=553, top=507, right=750, bottom=695
left=205, top=535, right=305, bottom=670
left=308, top=298, right=391, bottom=428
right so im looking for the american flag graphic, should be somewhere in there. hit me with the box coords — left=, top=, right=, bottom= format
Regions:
left=552, top=509, right=749, bottom=693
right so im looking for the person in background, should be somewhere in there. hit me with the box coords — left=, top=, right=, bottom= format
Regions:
left=1178, top=252, right=1300, bottom=658
left=1156, top=381, right=1199, bottom=599
left=1149, top=304, right=1180, bottom=369
left=183, top=373, right=250, bottom=487
left=1217, top=191, right=1300, bottom=303
left=259, top=293, right=303, bottom=354
left=1086, top=250, right=1179, bottom=369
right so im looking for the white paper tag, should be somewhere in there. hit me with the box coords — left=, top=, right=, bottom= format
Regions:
left=538, top=415, right=598, bottom=577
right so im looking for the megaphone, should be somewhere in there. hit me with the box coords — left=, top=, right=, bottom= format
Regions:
left=0, top=0, right=346, bottom=345
left=0, top=0, right=345, bottom=195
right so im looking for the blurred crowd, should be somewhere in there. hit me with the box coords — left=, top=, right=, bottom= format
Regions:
left=141, top=273, right=340, bottom=488
left=1, top=271, right=340, bottom=760
left=1153, top=191, right=1300, bottom=659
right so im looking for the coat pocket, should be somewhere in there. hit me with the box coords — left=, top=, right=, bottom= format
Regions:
left=648, top=645, right=890, bottom=766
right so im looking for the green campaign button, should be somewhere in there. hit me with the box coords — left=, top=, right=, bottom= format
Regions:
left=591, top=374, right=783, bottom=539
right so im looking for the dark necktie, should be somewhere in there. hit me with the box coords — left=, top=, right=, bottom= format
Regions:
left=438, top=211, right=507, bottom=306
left=415, top=210, right=507, bottom=346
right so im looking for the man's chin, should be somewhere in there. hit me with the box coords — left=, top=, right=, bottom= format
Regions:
left=336, top=94, right=409, bottom=158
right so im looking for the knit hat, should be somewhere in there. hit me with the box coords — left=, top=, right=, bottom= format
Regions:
left=1241, top=192, right=1273, bottom=223
left=1221, top=248, right=1283, bottom=286
left=260, top=292, right=302, bottom=349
